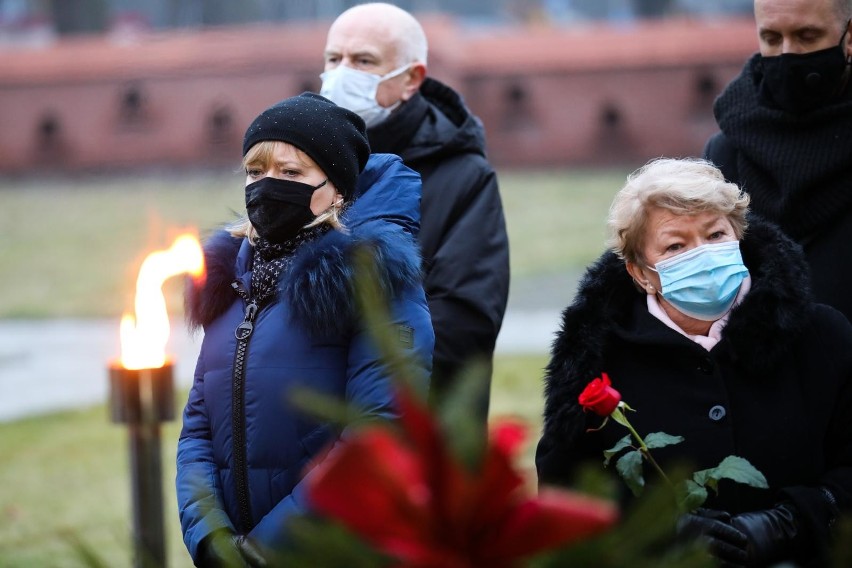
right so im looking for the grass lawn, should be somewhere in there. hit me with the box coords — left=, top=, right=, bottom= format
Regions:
left=499, top=167, right=632, bottom=279
left=0, top=166, right=631, bottom=318
left=0, top=171, right=245, bottom=318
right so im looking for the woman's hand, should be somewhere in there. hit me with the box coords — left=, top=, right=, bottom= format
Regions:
left=730, top=502, right=801, bottom=566
left=197, top=530, right=267, bottom=567
left=237, top=535, right=268, bottom=567
left=676, top=508, right=748, bottom=566
left=197, top=529, right=247, bottom=567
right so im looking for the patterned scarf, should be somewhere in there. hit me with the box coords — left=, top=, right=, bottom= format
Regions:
left=250, top=225, right=330, bottom=305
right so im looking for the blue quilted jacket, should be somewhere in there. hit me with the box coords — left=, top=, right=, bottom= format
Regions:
left=176, top=154, right=434, bottom=560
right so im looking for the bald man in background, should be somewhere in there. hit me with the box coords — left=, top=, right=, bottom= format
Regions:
left=320, top=2, right=510, bottom=432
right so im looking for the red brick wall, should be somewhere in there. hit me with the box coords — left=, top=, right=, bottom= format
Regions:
left=0, top=17, right=758, bottom=173
left=465, top=62, right=745, bottom=167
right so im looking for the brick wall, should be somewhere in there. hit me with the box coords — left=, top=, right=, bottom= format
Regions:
left=0, top=16, right=758, bottom=173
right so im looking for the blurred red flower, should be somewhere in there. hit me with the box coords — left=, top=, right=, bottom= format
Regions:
left=308, top=387, right=617, bottom=568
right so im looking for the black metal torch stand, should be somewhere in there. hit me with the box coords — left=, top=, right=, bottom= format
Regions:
left=109, top=362, right=175, bottom=568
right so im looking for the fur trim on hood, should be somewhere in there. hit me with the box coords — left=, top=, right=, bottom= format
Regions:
left=185, top=230, right=242, bottom=332
left=185, top=222, right=421, bottom=338
left=542, top=216, right=812, bottom=443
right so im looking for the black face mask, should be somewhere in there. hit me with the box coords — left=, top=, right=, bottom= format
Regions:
left=758, top=23, right=851, bottom=114
left=245, top=177, right=326, bottom=243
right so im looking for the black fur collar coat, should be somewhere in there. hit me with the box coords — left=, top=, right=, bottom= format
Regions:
left=536, top=218, right=852, bottom=564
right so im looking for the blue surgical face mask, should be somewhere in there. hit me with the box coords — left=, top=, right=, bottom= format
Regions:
left=649, top=241, right=749, bottom=321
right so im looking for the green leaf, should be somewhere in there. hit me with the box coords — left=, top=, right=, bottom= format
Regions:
left=610, top=407, right=632, bottom=428
left=694, top=455, right=769, bottom=494
left=692, top=467, right=719, bottom=493
left=691, top=467, right=712, bottom=489
left=62, top=531, right=112, bottom=568
left=289, top=387, right=363, bottom=427
left=644, top=432, right=685, bottom=450
left=678, top=479, right=709, bottom=512
left=280, top=516, right=392, bottom=567
left=603, top=434, right=633, bottom=467
left=531, top=466, right=716, bottom=568
left=572, top=462, right=620, bottom=500
left=616, top=450, right=646, bottom=497
left=437, top=358, right=491, bottom=470
left=351, top=246, right=426, bottom=394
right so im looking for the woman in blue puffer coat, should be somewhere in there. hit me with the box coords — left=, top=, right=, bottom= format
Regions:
left=176, top=93, right=434, bottom=566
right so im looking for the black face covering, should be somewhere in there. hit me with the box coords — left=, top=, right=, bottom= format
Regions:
left=245, top=177, right=327, bottom=243
left=758, top=23, right=851, bottom=114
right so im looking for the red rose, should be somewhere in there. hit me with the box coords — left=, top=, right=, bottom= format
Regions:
left=579, top=373, right=621, bottom=416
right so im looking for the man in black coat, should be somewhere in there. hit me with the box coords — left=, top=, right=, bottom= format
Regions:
left=704, top=0, right=852, bottom=322
left=320, top=2, right=510, bottom=428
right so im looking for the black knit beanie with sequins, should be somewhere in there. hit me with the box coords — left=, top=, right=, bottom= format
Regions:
left=242, top=92, right=370, bottom=201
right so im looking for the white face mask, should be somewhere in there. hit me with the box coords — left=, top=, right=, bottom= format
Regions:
left=320, top=64, right=410, bottom=128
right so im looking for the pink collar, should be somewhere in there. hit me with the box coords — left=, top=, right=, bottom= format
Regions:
left=646, top=276, right=752, bottom=351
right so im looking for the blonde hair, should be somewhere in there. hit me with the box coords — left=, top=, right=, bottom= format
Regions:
left=229, top=140, right=346, bottom=244
left=607, top=158, right=750, bottom=264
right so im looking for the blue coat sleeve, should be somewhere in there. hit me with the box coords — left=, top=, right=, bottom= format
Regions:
left=175, top=351, right=234, bottom=561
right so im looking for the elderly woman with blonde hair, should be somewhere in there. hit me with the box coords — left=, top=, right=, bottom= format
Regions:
left=536, top=158, right=852, bottom=567
left=176, top=93, right=434, bottom=566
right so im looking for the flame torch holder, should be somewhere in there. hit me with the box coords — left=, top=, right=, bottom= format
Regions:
left=109, top=362, right=175, bottom=568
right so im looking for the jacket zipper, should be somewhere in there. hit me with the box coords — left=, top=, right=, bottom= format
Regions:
left=230, top=280, right=257, bottom=533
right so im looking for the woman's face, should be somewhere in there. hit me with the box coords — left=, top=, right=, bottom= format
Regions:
left=245, top=141, right=342, bottom=215
left=627, top=207, right=738, bottom=297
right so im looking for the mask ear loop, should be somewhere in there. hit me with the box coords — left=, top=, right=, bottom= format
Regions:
left=630, top=277, right=657, bottom=295
left=631, top=263, right=659, bottom=294
left=642, top=264, right=659, bottom=295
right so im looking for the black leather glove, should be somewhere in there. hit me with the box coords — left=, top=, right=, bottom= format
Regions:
left=237, top=535, right=268, bottom=568
left=730, top=502, right=801, bottom=566
left=676, top=508, right=749, bottom=567
left=196, top=530, right=250, bottom=568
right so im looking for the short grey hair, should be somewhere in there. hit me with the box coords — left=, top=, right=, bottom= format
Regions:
left=836, top=0, right=852, bottom=21
left=607, top=157, right=750, bottom=264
